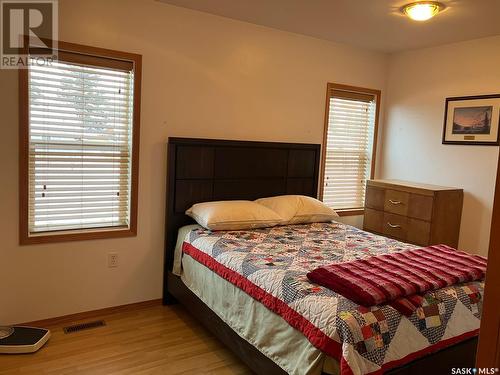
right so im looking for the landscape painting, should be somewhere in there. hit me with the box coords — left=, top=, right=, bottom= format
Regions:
left=452, top=106, right=492, bottom=135
left=443, top=94, right=500, bottom=146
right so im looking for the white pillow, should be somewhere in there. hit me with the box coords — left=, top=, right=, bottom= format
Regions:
left=185, top=200, right=283, bottom=231
left=255, top=195, right=338, bottom=225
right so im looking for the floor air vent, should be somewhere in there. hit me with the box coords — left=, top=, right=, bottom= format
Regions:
left=63, top=320, right=106, bottom=334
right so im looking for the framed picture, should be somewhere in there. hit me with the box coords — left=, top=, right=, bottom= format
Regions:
left=442, top=94, right=500, bottom=146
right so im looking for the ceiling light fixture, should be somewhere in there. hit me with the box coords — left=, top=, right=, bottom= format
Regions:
left=402, top=1, right=444, bottom=21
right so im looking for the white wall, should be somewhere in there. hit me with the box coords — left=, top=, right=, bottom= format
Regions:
left=0, top=0, right=387, bottom=324
left=380, top=36, right=500, bottom=256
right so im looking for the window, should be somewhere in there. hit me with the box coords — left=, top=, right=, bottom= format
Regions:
left=320, top=83, right=380, bottom=215
left=19, top=41, right=142, bottom=244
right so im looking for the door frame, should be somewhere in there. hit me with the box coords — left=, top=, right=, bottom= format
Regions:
left=476, top=150, right=500, bottom=367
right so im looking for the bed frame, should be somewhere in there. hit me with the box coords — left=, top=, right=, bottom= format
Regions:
left=163, top=137, right=478, bottom=374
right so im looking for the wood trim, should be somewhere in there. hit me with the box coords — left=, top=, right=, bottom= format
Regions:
left=19, top=39, right=142, bottom=245
left=32, top=37, right=141, bottom=66
left=30, top=48, right=134, bottom=71
left=331, top=89, right=375, bottom=103
left=319, top=84, right=331, bottom=199
left=476, top=149, right=500, bottom=367
left=337, top=209, right=364, bottom=217
left=319, top=82, right=381, bottom=202
left=21, top=299, right=162, bottom=327
left=18, top=66, right=29, bottom=246
left=130, top=47, right=142, bottom=239
left=57, top=50, right=133, bottom=71
left=21, top=228, right=137, bottom=245
left=372, top=88, right=381, bottom=180
left=325, top=82, right=383, bottom=98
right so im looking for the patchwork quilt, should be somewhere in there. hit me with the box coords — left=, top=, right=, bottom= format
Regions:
left=181, top=222, right=484, bottom=375
left=307, top=244, right=487, bottom=316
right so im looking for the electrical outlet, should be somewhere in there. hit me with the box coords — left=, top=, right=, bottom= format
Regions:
left=108, top=252, right=118, bottom=268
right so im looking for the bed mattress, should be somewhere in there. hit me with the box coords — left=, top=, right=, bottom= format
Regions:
left=174, top=222, right=483, bottom=375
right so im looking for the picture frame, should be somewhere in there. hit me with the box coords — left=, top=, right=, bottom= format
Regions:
left=442, top=94, right=500, bottom=146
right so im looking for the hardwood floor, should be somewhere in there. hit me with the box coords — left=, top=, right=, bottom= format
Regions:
left=0, top=303, right=252, bottom=374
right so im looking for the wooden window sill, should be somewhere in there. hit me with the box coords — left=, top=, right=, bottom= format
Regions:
left=336, top=209, right=364, bottom=217
left=20, top=228, right=137, bottom=245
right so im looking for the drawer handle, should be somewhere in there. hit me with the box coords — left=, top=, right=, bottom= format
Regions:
left=387, top=222, right=402, bottom=229
left=389, top=199, right=402, bottom=205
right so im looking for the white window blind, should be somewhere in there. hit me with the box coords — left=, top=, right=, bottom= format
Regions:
left=322, top=90, right=376, bottom=211
left=28, top=57, right=134, bottom=234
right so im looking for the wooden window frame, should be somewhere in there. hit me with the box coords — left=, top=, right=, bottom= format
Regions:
left=319, top=83, right=381, bottom=216
left=19, top=40, right=142, bottom=245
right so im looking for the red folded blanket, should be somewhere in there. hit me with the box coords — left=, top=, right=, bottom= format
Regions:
left=307, top=245, right=487, bottom=315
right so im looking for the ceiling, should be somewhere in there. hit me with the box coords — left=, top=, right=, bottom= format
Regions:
left=158, top=0, right=500, bottom=53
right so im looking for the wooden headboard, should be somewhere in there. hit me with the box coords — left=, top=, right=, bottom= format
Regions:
left=163, top=138, right=321, bottom=299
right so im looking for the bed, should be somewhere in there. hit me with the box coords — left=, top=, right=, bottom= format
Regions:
left=163, top=137, right=480, bottom=374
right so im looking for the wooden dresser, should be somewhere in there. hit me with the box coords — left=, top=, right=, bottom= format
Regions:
left=363, top=179, right=463, bottom=248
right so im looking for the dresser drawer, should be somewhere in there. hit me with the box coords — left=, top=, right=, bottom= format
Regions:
left=408, top=194, right=434, bottom=221
left=382, top=213, right=431, bottom=245
left=384, top=190, right=409, bottom=216
left=407, top=218, right=431, bottom=246
left=383, top=212, right=407, bottom=240
left=365, top=186, right=385, bottom=210
left=364, top=208, right=383, bottom=233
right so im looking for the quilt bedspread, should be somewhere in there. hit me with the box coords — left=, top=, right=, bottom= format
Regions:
left=181, top=222, right=484, bottom=375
